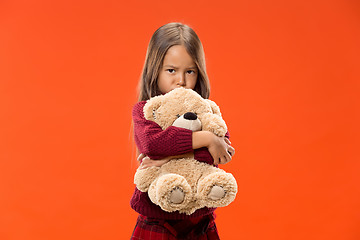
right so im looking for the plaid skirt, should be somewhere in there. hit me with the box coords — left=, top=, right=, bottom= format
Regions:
left=131, top=213, right=220, bottom=240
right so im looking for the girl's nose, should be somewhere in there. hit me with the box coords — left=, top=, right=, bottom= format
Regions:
left=177, top=74, right=186, bottom=86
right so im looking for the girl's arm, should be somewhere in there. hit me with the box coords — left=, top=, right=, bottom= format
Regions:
left=133, top=101, right=235, bottom=164
left=138, top=131, right=235, bottom=168
left=133, top=101, right=193, bottom=159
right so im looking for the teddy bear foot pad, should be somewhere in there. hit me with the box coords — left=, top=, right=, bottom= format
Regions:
left=169, top=187, right=185, bottom=204
left=208, top=185, right=226, bottom=200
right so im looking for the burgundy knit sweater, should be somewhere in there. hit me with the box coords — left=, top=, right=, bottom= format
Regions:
left=130, top=101, right=229, bottom=220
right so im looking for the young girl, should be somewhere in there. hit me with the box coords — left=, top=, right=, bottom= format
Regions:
left=130, top=22, right=235, bottom=240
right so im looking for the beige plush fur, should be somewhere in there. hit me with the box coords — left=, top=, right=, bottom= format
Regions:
left=134, top=88, right=237, bottom=215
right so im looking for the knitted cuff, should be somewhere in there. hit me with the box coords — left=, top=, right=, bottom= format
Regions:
left=194, top=148, right=214, bottom=165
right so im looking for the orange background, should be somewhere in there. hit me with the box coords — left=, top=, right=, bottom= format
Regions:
left=1, top=0, right=359, bottom=239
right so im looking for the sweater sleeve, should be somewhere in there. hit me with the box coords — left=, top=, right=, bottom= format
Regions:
left=132, top=101, right=194, bottom=159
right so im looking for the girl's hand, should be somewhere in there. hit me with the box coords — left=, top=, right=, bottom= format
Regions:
left=137, top=152, right=194, bottom=169
left=208, top=134, right=235, bottom=165
left=192, top=131, right=235, bottom=165
left=139, top=156, right=170, bottom=169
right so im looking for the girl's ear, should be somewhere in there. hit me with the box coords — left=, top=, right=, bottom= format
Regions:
left=205, top=99, right=222, bottom=116
left=143, top=95, right=163, bottom=121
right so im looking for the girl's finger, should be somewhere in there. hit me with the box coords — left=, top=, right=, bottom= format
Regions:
left=226, top=152, right=232, bottom=163
left=213, top=157, right=219, bottom=165
left=137, top=153, right=145, bottom=162
left=141, top=157, right=150, bottom=163
left=220, top=150, right=232, bottom=164
left=140, top=164, right=149, bottom=169
left=139, top=162, right=145, bottom=169
left=224, top=138, right=231, bottom=145
left=218, top=157, right=224, bottom=165
left=140, top=159, right=152, bottom=169
left=228, top=146, right=235, bottom=157
left=222, top=156, right=227, bottom=164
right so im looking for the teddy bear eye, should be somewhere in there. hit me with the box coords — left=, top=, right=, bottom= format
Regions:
left=152, top=109, right=156, bottom=120
left=176, top=114, right=180, bottom=118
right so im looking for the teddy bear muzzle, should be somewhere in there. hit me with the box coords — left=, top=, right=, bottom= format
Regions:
left=172, top=112, right=202, bottom=132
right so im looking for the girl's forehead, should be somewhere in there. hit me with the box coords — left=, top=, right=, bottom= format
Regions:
left=162, top=45, right=196, bottom=68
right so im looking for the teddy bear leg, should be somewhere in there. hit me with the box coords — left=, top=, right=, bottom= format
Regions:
left=134, top=166, right=160, bottom=192
left=153, top=173, right=193, bottom=213
left=197, top=172, right=238, bottom=208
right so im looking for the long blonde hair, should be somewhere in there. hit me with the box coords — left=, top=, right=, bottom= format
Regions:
left=138, top=22, right=210, bottom=101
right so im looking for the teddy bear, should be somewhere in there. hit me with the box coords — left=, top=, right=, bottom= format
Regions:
left=134, top=88, right=238, bottom=215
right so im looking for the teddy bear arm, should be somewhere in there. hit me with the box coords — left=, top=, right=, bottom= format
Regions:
left=200, top=113, right=227, bottom=137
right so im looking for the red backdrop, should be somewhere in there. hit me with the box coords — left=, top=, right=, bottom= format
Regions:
left=1, top=0, right=359, bottom=239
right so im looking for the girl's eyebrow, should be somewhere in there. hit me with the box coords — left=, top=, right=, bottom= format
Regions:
left=163, top=65, right=178, bottom=68
left=163, top=64, right=197, bottom=69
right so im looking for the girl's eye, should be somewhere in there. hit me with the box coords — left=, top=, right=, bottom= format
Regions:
left=187, top=70, right=196, bottom=74
left=167, top=69, right=175, bottom=73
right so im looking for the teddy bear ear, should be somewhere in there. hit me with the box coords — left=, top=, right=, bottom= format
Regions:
left=205, top=99, right=222, bottom=116
left=143, top=95, right=163, bottom=121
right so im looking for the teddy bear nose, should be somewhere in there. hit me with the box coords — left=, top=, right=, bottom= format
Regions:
left=184, top=112, right=197, bottom=120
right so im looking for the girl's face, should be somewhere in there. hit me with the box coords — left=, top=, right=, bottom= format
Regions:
left=157, top=45, right=198, bottom=94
